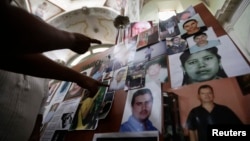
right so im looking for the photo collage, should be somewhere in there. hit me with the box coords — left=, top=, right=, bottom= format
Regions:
left=40, top=4, right=250, bottom=141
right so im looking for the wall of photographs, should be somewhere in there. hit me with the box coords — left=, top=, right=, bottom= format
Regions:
left=40, top=3, right=250, bottom=141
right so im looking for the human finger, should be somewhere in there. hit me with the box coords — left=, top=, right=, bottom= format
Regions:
left=90, top=38, right=102, bottom=44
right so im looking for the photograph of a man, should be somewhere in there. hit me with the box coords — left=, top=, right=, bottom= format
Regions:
left=187, top=27, right=221, bottom=53
left=109, top=67, right=127, bottom=91
left=178, top=14, right=207, bottom=40
left=186, top=84, right=243, bottom=141
left=120, top=88, right=159, bottom=132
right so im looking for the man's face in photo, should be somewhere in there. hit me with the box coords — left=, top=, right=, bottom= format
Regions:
left=194, top=34, right=208, bottom=46
left=198, top=88, right=214, bottom=103
left=132, top=93, right=153, bottom=122
left=183, top=20, right=198, bottom=34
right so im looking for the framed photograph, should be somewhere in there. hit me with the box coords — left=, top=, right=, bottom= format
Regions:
left=187, top=27, right=221, bottom=53
left=28, top=0, right=63, bottom=21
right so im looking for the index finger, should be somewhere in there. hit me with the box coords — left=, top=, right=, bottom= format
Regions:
left=90, top=39, right=102, bottom=44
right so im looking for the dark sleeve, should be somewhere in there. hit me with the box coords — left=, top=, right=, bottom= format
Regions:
left=223, top=106, right=243, bottom=124
left=186, top=109, right=198, bottom=130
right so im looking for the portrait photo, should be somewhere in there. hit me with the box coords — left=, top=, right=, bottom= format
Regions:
left=109, top=66, right=128, bottom=92
left=166, top=36, right=187, bottom=55
left=167, top=78, right=250, bottom=140
left=187, top=27, right=221, bottom=53
left=120, top=82, right=162, bottom=133
left=178, top=13, right=207, bottom=40
left=129, top=21, right=153, bottom=37
left=144, top=55, right=168, bottom=84
left=168, top=35, right=250, bottom=88
left=159, top=15, right=180, bottom=39
left=137, top=25, right=159, bottom=50
left=176, top=5, right=196, bottom=22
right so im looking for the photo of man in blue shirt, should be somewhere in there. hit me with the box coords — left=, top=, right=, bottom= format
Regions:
left=119, top=88, right=158, bottom=132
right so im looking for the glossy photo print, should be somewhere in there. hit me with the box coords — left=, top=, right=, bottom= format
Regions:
left=133, top=41, right=167, bottom=64
left=159, top=15, right=180, bottom=39
left=120, top=82, right=162, bottom=133
left=176, top=5, right=196, bottom=22
left=166, top=36, right=187, bottom=55
left=167, top=78, right=250, bottom=141
left=168, top=35, right=250, bottom=88
left=178, top=13, right=207, bottom=40
left=187, top=27, right=221, bottom=54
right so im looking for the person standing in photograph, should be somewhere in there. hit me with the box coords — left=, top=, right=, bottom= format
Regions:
left=179, top=47, right=228, bottom=85
left=189, top=32, right=220, bottom=53
left=144, top=46, right=154, bottom=61
left=186, top=84, right=243, bottom=141
left=61, top=112, right=74, bottom=129
left=167, top=36, right=187, bottom=55
left=109, top=68, right=127, bottom=91
left=120, top=88, right=158, bottom=132
left=35, top=2, right=48, bottom=18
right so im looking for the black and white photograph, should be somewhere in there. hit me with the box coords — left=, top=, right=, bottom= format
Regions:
left=168, top=35, right=250, bottom=88
left=144, top=55, right=168, bottom=84
left=133, top=41, right=167, bottom=64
